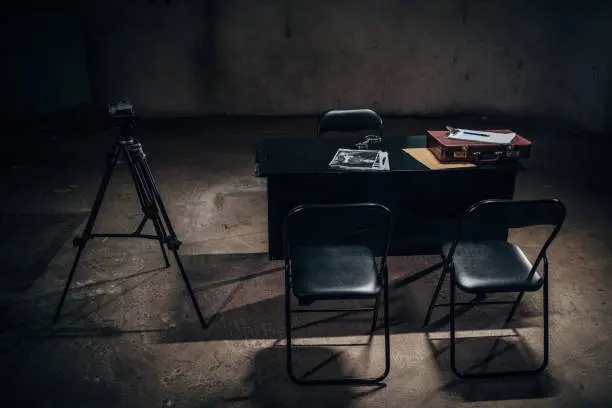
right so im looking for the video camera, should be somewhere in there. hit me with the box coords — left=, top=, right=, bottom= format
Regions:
left=108, top=101, right=136, bottom=138
left=108, top=101, right=135, bottom=118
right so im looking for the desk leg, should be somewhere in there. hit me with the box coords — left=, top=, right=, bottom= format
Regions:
left=267, top=177, right=284, bottom=260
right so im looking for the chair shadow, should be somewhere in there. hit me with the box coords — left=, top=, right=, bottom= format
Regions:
left=222, top=345, right=384, bottom=408
left=159, top=253, right=547, bottom=343
left=424, top=331, right=560, bottom=401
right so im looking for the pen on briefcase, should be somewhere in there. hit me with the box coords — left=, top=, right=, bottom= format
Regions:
left=446, top=126, right=490, bottom=138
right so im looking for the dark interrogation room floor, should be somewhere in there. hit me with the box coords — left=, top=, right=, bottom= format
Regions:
left=0, top=116, right=611, bottom=408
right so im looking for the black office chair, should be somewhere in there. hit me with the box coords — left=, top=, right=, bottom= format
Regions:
left=317, top=109, right=383, bottom=138
left=283, top=202, right=393, bottom=385
left=423, top=198, right=567, bottom=378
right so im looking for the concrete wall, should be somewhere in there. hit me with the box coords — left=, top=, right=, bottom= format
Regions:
left=4, top=1, right=612, bottom=130
left=0, top=11, right=91, bottom=115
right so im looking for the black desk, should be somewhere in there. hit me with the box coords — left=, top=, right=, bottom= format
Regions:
left=255, top=135, right=524, bottom=260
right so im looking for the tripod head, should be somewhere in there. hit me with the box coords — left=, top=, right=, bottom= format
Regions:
left=108, top=101, right=136, bottom=141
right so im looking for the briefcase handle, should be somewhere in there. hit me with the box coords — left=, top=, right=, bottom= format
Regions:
left=473, top=151, right=504, bottom=163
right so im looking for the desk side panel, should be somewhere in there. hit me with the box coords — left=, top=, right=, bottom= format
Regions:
left=265, top=170, right=517, bottom=260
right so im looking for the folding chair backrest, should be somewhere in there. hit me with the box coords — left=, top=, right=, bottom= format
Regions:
left=317, top=109, right=383, bottom=136
left=463, top=199, right=566, bottom=230
left=283, top=203, right=393, bottom=260
left=458, top=199, right=566, bottom=242
left=451, top=198, right=567, bottom=277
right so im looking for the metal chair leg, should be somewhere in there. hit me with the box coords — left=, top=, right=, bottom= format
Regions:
left=370, top=294, right=380, bottom=334
left=285, top=278, right=295, bottom=383
left=381, top=274, right=391, bottom=381
left=505, top=292, right=525, bottom=324
left=286, top=288, right=391, bottom=385
left=423, top=265, right=448, bottom=327
left=541, top=274, right=550, bottom=370
left=449, top=269, right=458, bottom=375
left=449, top=276, right=549, bottom=379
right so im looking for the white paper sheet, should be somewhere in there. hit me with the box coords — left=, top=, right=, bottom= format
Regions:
left=448, top=128, right=516, bottom=144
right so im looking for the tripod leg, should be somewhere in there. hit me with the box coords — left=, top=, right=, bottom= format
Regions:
left=158, top=236, right=171, bottom=268
left=128, top=143, right=207, bottom=328
left=123, top=144, right=170, bottom=267
left=137, top=154, right=180, bottom=240
left=54, top=144, right=122, bottom=324
left=54, top=246, right=86, bottom=324
left=133, top=215, right=148, bottom=234
left=150, top=215, right=170, bottom=268
left=171, top=249, right=208, bottom=328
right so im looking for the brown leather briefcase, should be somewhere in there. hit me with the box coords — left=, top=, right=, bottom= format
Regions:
left=426, top=129, right=532, bottom=164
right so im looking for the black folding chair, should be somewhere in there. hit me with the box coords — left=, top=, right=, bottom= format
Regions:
left=283, top=203, right=393, bottom=385
left=423, top=198, right=567, bottom=378
left=317, top=109, right=383, bottom=138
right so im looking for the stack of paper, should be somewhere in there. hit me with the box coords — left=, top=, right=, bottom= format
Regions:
left=448, top=128, right=516, bottom=144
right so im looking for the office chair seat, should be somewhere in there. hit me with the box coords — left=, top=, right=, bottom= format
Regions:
left=441, top=241, right=543, bottom=293
left=291, top=245, right=381, bottom=300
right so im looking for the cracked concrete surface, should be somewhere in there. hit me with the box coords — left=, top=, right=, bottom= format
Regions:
left=0, top=117, right=611, bottom=407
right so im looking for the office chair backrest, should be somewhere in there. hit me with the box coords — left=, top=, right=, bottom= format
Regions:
left=283, top=202, right=393, bottom=259
left=317, top=109, right=383, bottom=137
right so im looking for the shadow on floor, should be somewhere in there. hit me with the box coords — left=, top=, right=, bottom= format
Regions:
left=222, top=345, right=384, bottom=408
left=155, top=253, right=545, bottom=343
left=0, top=265, right=168, bottom=361
left=1, top=328, right=126, bottom=408
left=0, top=212, right=87, bottom=294
left=425, top=333, right=559, bottom=401
left=2, top=250, right=548, bottom=359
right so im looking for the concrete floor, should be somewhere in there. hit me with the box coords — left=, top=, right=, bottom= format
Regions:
left=0, top=116, right=611, bottom=407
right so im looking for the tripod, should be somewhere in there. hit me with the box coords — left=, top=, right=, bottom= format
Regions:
left=53, top=115, right=207, bottom=329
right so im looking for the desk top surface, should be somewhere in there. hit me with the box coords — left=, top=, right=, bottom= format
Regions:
left=255, top=135, right=525, bottom=177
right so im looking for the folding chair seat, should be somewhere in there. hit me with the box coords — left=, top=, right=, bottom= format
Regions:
left=291, top=245, right=381, bottom=301
left=441, top=241, right=542, bottom=294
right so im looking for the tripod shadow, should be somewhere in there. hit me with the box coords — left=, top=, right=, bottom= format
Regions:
left=0, top=211, right=88, bottom=295
left=0, top=265, right=169, bottom=360
left=157, top=254, right=546, bottom=344
left=176, top=252, right=283, bottom=326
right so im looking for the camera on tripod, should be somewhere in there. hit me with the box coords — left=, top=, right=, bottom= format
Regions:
left=108, top=100, right=134, bottom=118
left=108, top=101, right=136, bottom=137
left=54, top=99, right=208, bottom=328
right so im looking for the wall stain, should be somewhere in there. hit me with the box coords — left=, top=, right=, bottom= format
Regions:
left=284, top=0, right=292, bottom=38
left=461, top=3, right=469, bottom=25
left=214, top=193, right=225, bottom=210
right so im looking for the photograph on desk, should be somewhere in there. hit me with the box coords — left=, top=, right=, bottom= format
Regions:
left=329, top=148, right=390, bottom=171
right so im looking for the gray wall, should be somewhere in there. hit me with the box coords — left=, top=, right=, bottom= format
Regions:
left=5, top=1, right=612, bottom=130
left=0, top=11, right=91, bottom=115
